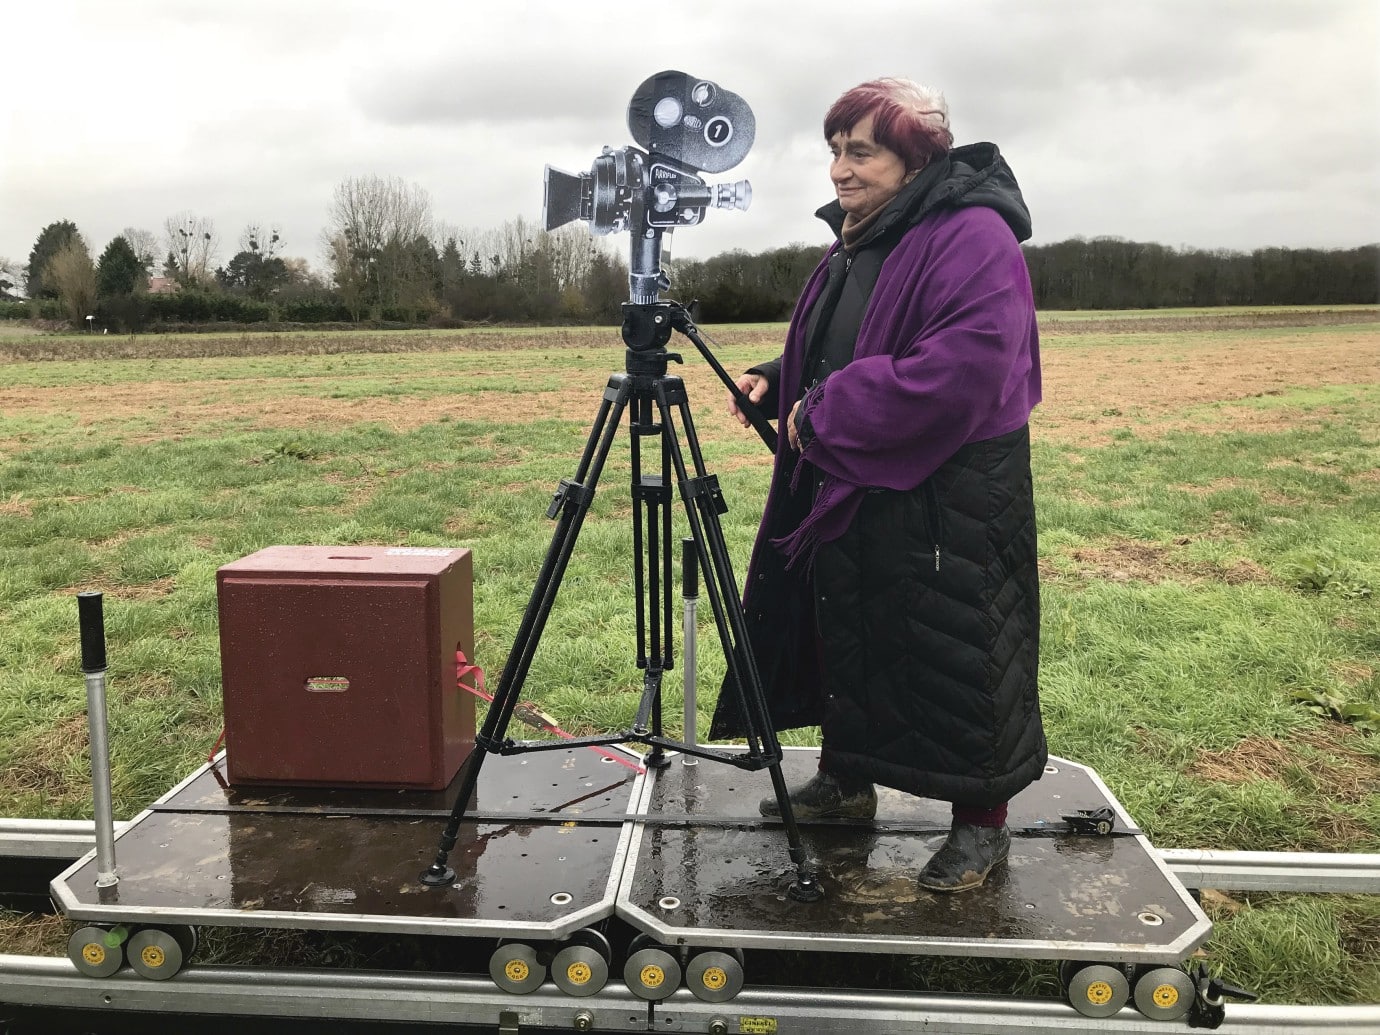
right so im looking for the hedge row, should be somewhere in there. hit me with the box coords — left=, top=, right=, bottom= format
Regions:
left=0, top=294, right=364, bottom=328
left=130, top=292, right=357, bottom=325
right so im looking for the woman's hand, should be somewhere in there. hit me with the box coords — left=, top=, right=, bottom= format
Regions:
left=787, top=398, right=803, bottom=450
left=728, top=372, right=769, bottom=428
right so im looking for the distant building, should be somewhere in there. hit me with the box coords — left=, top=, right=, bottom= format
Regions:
left=147, top=276, right=179, bottom=295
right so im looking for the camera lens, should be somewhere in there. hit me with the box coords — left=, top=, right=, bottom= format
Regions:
left=654, top=97, right=683, bottom=128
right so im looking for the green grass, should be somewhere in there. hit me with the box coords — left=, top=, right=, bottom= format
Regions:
left=0, top=313, right=1377, bottom=1003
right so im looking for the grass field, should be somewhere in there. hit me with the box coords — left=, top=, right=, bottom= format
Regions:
left=0, top=307, right=1377, bottom=1003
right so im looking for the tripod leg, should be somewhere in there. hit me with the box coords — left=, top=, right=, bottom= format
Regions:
left=421, top=374, right=634, bottom=886
left=653, top=377, right=823, bottom=903
left=628, top=390, right=673, bottom=769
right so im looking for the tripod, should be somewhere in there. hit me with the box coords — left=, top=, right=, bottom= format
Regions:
left=420, top=300, right=822, bottom=903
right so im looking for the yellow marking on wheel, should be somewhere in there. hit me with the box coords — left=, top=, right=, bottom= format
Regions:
left=1153, top=984, right=1179, bottom=1007
left=567, top=961, right=592, bottom=985
left=141, top=945, right=166, bottom=968
left=82, top=944, right=106, bottom=966
left=1086, top=980, right=1113, bottom=1005
left=703, top=966, right=728, bottom=990
left=640, top=964, right=665, bottom=988
left=505, top=959, right=530, bottom=982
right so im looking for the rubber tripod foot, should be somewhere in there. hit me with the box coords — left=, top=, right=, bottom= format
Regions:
left=419, top=865, right=456, bottom=887
left=788, top=873, right=825, bottom=902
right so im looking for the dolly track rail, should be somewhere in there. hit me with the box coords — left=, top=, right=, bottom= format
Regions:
left=0, top=954, right=1377, bottom=1033
left=5, top=821, right=1379, bottom=1031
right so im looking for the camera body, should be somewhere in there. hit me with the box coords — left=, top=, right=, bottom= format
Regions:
left=627, top=70, right=754, bottom=174
left=544, top=71, right=754, bottom=305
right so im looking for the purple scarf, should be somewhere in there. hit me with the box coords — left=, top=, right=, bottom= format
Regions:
left=771, top=206, right=1041, bottom=568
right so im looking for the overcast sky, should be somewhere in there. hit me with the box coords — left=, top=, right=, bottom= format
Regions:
left=2, top=0, right=1377, bottom=280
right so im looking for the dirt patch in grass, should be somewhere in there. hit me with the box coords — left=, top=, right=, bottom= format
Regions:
left=1051, top=537, right=1274, bottom=586
left=0, top=714, right=88, bottom=800
left=1170, top=479, right=1302, bottom=507
left=0, top=329, right=1375, bottom=451
left=1331, top=662, right=1376, bottom=688
left=1340, top=910, right=1380, bottom=958
left=1034, top=331, right=1380, bottom=445
left=1190, top=727, right=1379, bottom=805
left=1039, top=309, right=1378, bottom=335
left=0, top=911, right=69, bottom=957
left=60, top=575, right=179, bottom=600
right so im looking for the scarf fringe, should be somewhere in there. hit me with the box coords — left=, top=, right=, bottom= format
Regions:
left=772, top=476, right=865, bottom=574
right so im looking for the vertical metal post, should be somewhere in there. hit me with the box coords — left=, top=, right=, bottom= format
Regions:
left=77, top=591, right=118, bottom=888
left=682, top=537, right=699, bottom=750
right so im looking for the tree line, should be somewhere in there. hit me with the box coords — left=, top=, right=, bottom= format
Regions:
left=1, top=174, right=1375, bottom=331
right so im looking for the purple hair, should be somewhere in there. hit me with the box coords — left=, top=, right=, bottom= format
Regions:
left=824, top=78, right=953, bottom=169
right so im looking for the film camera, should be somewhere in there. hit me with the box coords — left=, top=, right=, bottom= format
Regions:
left=543, top=70, right=754, bottom=307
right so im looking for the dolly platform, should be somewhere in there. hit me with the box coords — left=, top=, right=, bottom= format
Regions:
left=51, top=745, right=1214, bottom=1022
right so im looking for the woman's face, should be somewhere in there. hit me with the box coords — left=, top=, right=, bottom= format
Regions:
left=829, top=114, right=910, bottom=220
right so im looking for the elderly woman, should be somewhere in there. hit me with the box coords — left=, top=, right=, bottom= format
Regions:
left=710, top=77, right=1046, bottom=893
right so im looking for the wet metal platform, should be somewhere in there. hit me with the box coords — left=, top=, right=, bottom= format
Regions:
left=618, top=749, right=1211, bottom=964
left=53, top=747, right=1209, bottom=965
left=52, top=748, right=643, bottom=940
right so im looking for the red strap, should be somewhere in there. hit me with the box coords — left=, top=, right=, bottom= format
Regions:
left=208, top=728, right=226, bottom=763
left=454, top=650, right=644, bottom=774
left=455, top=649, right=488, bottom=699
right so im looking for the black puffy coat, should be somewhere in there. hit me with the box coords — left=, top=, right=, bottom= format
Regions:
left=711, top=425, right=1045, bottom=807
left=709, top=146, right=1046, bottom=807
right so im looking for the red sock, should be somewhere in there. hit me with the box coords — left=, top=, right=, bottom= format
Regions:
left=953, top=802, right=1008, bottom=828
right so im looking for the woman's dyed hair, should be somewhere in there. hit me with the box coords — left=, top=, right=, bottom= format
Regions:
left=823, top=78, right=953, bottom=169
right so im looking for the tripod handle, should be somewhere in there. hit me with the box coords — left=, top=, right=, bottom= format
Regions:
left=726, top=382, right=778, bottom=454
left=671, top=306, right=778, bottom=454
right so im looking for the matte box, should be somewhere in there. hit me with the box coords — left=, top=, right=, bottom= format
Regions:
left=217, top=545, right=475, bottom=789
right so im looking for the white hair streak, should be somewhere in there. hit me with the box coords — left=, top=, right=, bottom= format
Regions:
left=884, top=77, right=951, bottom=131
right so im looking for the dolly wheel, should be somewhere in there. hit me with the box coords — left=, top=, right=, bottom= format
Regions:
left=552, top=929, right=612, bottom=997
left=489, top=941, right=547, bottom=994
left=68, top=926, right=125, bottom=979
left=1061, top=961, right=1130, bottom=1018
left=687, top=948, right=745, bottom=1003
left=624, top=944, right=682, bottom=1001
left=1133, top=965, right=1196, bottom=1021
left=127, top=928, right=187, bottom=981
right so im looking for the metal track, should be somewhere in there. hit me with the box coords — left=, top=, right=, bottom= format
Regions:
left=1157, top=849, right=1380, bottom=894
left=5, top=822, right=1378, bottom=1031
left=0, top=953, right=1377, bottom=1033
left=0, top=819, right=130, bottom=859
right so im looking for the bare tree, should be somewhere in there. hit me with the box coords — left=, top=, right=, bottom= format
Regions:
left=120, top=227, right=160, bottom=276
left=240, top=223, right=282, bottom=258
left=545, top=224, right=605, bottom=294
left=0, top=256, right=22, bottom=299
left=326, top=233, right=370, bottom=322
left=45, top=239, right=98, bottom=325
left=280, top=256, right=320, bottom=287
left=324, top=175, right=437, bottom=317
left=162, top=212, right=219, bottom=286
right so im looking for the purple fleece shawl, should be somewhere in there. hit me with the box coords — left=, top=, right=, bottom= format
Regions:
left=772, top=205, right=1042, bottom=567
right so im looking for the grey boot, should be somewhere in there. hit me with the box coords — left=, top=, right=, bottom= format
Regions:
left=917, top=822, right=1011, bottom=892
left=759, top=769, right=877, bottom=820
